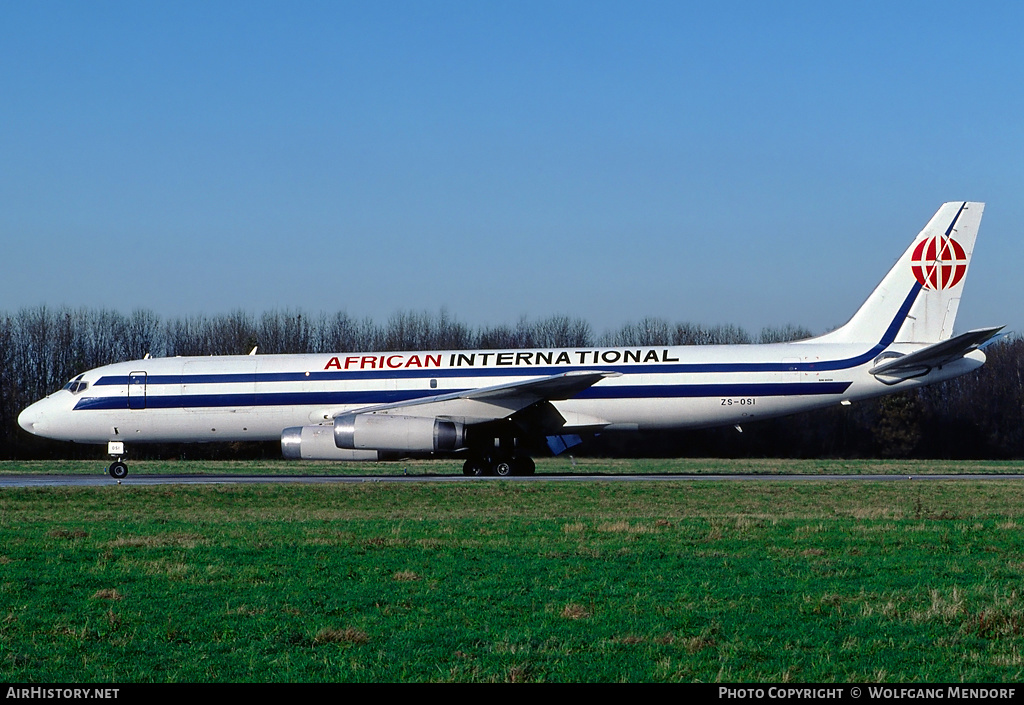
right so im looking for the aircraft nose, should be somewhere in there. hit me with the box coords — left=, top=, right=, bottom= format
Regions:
left=18, top=401, right=45, bottom=435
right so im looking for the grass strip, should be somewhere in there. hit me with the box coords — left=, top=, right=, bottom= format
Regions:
left=1, top=478, right=1023, bottom=681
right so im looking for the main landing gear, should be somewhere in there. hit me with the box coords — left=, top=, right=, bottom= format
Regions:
left=461, top=427, right=537, bottom=477
left=462, top=454, right=536, bottom=477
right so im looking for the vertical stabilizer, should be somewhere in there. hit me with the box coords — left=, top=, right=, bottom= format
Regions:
left=812, top=202, right=984, bottom=345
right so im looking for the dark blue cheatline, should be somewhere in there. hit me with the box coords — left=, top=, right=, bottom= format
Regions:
left=74, top=381, right=853, bottom=412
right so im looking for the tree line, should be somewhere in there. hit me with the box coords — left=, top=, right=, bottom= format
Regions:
left=2, top=305, right=1020, bottom=460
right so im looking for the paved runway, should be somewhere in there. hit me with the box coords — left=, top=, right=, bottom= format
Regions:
left=3, top=473, right=1023, bottom=487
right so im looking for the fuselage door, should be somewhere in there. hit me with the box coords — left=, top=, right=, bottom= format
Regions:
left=128, top=372, right=147, bottom=410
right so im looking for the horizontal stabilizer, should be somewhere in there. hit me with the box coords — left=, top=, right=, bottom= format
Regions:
left=869, top=326, right=1004, bottom=377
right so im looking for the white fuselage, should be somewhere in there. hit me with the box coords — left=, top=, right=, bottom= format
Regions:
left=17, top=340, right=985, bottom=446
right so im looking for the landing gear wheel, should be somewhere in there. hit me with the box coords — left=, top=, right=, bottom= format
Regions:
left=108, top=461, right=128, bottom=479
left=493, top=457, right=514, bottom=477
left=463, top=458, right=487, bottom=476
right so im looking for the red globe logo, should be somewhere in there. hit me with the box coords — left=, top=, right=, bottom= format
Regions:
left=910, top=235, right=967, bottom=290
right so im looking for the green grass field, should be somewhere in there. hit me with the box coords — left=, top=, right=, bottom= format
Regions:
left=2, top=460, right=1023, bottom=682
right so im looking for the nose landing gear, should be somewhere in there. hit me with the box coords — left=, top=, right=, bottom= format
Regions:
left=107, top=441, right=129, bottom=479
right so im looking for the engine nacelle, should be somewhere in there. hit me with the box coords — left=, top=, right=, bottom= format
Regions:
left=281, top=426, right=380, bottom=460
left=334, top=413, right=466, bottom=453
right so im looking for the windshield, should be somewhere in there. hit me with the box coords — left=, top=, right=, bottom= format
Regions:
left=62, top=374, right=89, bottom=395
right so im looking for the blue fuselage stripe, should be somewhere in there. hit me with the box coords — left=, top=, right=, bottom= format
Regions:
left=73, top=382, right=854, bottom=411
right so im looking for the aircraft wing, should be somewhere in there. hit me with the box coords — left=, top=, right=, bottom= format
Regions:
left=869, top=326, right=1005, bottom=377
left=336, top=370, right=621, bottom=426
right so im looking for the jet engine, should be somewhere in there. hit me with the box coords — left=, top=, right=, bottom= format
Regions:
left=281, top=425, right=380, bottom=460
left=333, top=413, right=466, bottom=453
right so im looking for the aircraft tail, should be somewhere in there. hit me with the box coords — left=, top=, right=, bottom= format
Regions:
left=813, top=202, right=984, bottom=345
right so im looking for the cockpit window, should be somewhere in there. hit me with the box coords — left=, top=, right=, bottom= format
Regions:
left=62, top=374, right=90, bottom=395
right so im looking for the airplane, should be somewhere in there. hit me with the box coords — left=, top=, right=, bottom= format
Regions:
left=19, top=202, right=1002, bottom=479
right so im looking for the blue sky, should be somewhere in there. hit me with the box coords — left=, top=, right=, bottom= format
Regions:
left=2, top=1, right=1021, bottom=338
